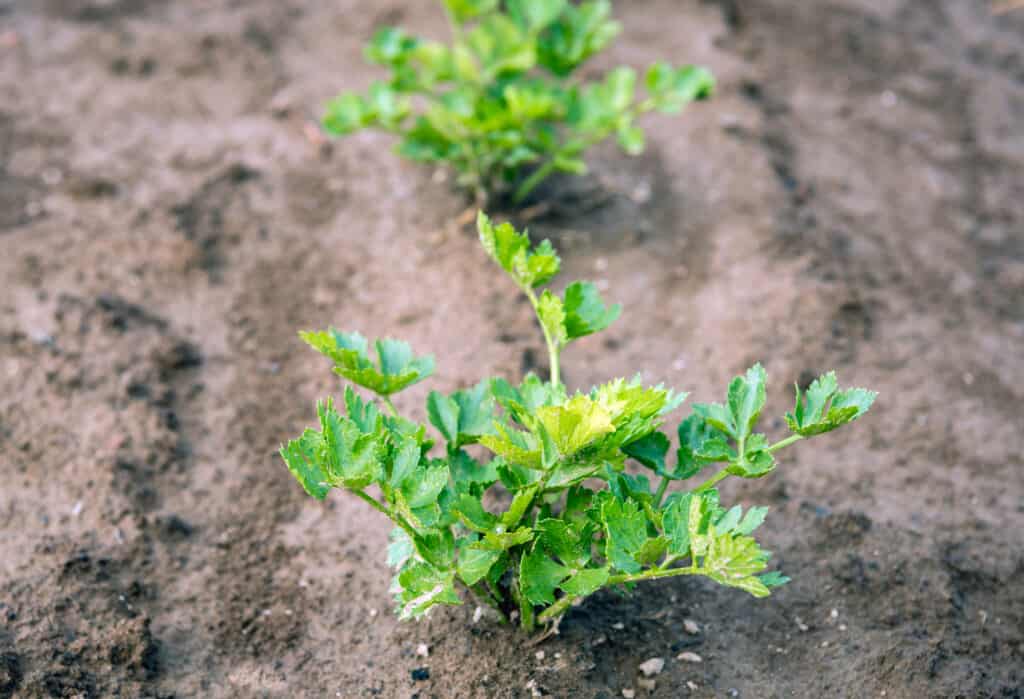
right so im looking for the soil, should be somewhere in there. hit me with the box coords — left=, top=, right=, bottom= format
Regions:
left=1, top=0, right=1022, bottom=697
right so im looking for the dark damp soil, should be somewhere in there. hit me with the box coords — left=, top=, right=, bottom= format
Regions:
left=1, top=1, right=1022, bottom=697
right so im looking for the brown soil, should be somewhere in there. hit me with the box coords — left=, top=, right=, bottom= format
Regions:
left=1, top=1, right=1022, bottom=697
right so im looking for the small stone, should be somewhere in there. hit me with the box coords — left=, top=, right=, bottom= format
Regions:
left=612, top=622, right=625, bottom=630
left=534, top=650, right=545, bottom=661
left=638, top=657, right=664, bottom=677
left=525, top=679, right=545, bottom=697
left=829, top=608, right=839, bottom=619
left=677, top=651, right=703, bottom=663
left=839, top=624, right=847, bottom=631
left=683, top=619, right=700, bottom=635
left=795, top=616, right=809, bottom=632
left=637, top=678, right=656, bottom=692
left=622, top=690, right=636, bottom=699
left=71, top=501, right=83, bottom=517
left=411, top=667, right=430, bottom=681
left=415, top=643, right=429, bottom=658
left=687, top=681, right=699, bottom=691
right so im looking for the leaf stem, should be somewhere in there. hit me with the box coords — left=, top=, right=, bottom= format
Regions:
left=692, top=467, right=730, bottom=494
left=768, top=434, right=803, bottom=452
left=524, top=287, right=561, bottom=387
left=653, top=476, right=671, bottom=507
left=353, top=489, right=417, bottom=541
left=608, top=564, right=699, bottom=586
left=381, top=395, right=399, bottom=417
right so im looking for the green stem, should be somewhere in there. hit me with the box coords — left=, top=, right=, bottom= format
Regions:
left=537, top=564, right=702, bottom=625
left=768, top=434, right=803, bottom=452
left=381, top=395, right=398, bottom=417
left=470, top=583, right=509, bottom=624
left=524, top=288, right=561, bottom=387
left=608, top=565, right=699, bottom=586
left=353, top=489, right=417, bottom=541
left=514, top=158, right=561, bottom=203
left=653, top=476, right=671, bottom=507
left=692, top=467, right=730, bottom=494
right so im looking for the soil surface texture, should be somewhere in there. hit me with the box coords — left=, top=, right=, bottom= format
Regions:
left=1, top=1, right=1022, bottom=697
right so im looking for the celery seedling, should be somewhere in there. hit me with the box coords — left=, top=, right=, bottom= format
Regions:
left=280, top=213, right=876, bottom=631
left=322, top=0, right=714, bottom=204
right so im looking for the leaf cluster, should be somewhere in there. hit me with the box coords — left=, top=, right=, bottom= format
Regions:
left=322, top=0, right=714, bottom=203
left=281, top=214, right=876, bottom=630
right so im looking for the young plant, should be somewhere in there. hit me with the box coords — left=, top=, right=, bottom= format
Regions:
left=280, top=213, right=877, bottom=632
left=322, top=0, right=714, bottom=205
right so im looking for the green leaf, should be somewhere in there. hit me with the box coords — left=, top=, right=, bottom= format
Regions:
left=394, top=561, right=462, bottom=620
left=703, top=530, right=772, bottom=598
left=456, top=493, right=498, bottom=533
left=535, top=517, right=591, bottom=567
left=427, top=379, right=498, bottom=448
left=387, top=527, right=415, bottom=569
left=536, top=395, right=615, bottom=457
left=563, top=281, right=621, bottom=339
left=301, top=329, right=434, bottom=396
left=600, top=497, right=648, bottom=574
left=785, top=372, right=877, bottom=437
left=478, top=212, right=561, bottom=290
left=280, top=429, right=331, bottom=500
left=477, top=526, right=534, bottom=551
left=323, top=93, right=368, bottom=135
left=500, top=485, right=538, bottom=528
left=662, top=492, right=694, bottom=558
left=675, top=414, right=732, bottom=479
left=365, top=27, right=419, bottom=66
left=646, top=63, right=715, bottom=113
left=617, top=124, right=645, bottom=155
left=388, top=437, right=421, bottom=490
left=442, top=0, right=498, bottom=23
left=559, top=566, right=609, bottom=596
left=728, top=447, right=776, bottom=479
left=449, top=449, right=499, bottom=488
left=735, top=506, right=769, bottom=536
left=537, top=291, right=569, bottom=348
left=759, top=571, right=790, bottom=589
left=468, top=14, right=536, bottom=77
left=401, top=461, right=449, bottom=509
left=457, top=544, right=502, bottom=586
left=727, top=363, right=767, bottom=443
left=479, top=423, right=543, bottom=470
left=715, top=505, right=743, bottom=534
left=521, top=547, right=571, bottom=605
left=507, top=0, right=566, bottom=31
left=636, top=536, right=669, bottom=566
left=317, top=398, right=384, bottom=489
left=537, top=0, right=620, bottom=76
left=622, top=431, right=670, bottom=472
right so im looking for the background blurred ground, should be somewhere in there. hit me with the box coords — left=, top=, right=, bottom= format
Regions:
left=0, top=1, right=1022, bottom=697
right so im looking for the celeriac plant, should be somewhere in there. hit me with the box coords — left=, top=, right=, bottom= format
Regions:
left=281, top=213, right=877, bottom=632
left=322, top=0, right=714, bottom=204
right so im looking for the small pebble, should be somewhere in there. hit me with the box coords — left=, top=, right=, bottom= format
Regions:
left=637, top=678, right=656, bottom=692
left=71, top=501, right=83, bottom=517
left=830, top=608, right=839, bottom=619
left=411, top=667, right=430, bottom=681
left=839, top=624, right=847, bottom=631
left=416, top=643, right=429, bottom=658
left=622, top=690, right=636, bottom=699
left=683, top=618, right=700, bottom=635
left=677, top=651, right=703, bottom=663
left=612, top=622, right=625, bottom=630
left=638, top=657, right=664, bottom=677
left=687, top=681, right=699, bottom=691
left=535, top=650, right=545, bottom=661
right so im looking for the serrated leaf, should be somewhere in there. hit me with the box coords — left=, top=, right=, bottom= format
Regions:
left=280, top=429, right=331, bottom=500
left=702, top=531, right=772, bottom=598
left=301, top=329, right=434, bottom=396
left=500, top=485, right=538, bottom=528
left=507, top=0, right=567, bottom=31
left=535, top=518, right=591, bottom=567
left=735, top=506, right=769, bottom=536
left=365, top=26, right=419, bottom=66
left=759, top=571, right=790, bottom=588
left=521, top=547, right=571, bottom=605
left=426, top=391, right=459, bottom=444
left=559, top=566, right=609, bottom=596
left=662, top=492, right=694, bottom=558
left=388, top=437, right=421, bottom=490
left=394, top=561, right=462, bottom=620
left=636, top=536, right=669, bottom=566
left=479, top=423, right=543, bottom=470
left=728, top=448, right=776, bottom=479
left=428, top=379, right=498, bottom=449
left=646, top=63, right=715, bottom=113
left=456, top=492, right=498, bottom=533
left=536, top=395, right=614, bottom=457
left=457, top=545, right=502, bottom=586
left=727, top=363, right=767, bottom=442
left=477, top=526, right=534, bottom=551
left=442, top=0, right=498, bottom=23
left=600, top=497, right=647, bottom=574
left=478, top=212, right=561, bottom=290
left=617, top=124, right=644, bottom=155
left=449, top=449, right=499, bottom=488
left=401, top=461, right=449, bottom=509
left=414, top=528, right=456, bottom=570
left=537, top=0, right=620, bottom=76
left=562, top=281, right=621, bottom=339
left=537, top=290, right=569, bottom=348
left=387, top=527, right=415, bottom=569
left=785, top=372, right=877, bottom=437
left=622, top=431, right=670, bottom=472
left=675, top=414, right=732, bottom=480
left=715, top=505, right=743, bottom=534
